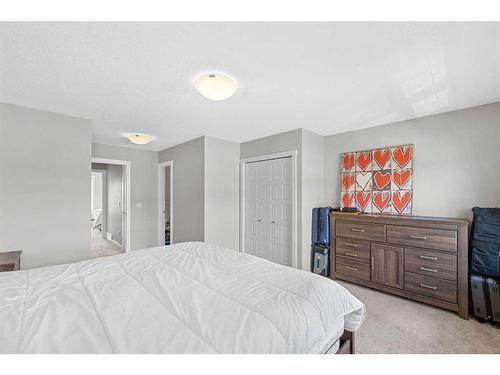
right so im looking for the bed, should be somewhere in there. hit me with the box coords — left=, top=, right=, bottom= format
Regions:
left=0, top=242, right=365, bottom=354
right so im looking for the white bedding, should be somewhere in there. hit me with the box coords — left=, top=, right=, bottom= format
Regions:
left=0, top=242, right=365, bottom=354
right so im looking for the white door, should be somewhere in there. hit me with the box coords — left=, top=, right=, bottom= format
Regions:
left=245, top=157, right=293, bottom=266
left=121, top=166, right=127, bottom=250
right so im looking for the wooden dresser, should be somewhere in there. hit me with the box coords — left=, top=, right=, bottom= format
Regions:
left=330, top=213, right=469, bottom=319
left=0, top=251, right=22, bottom=272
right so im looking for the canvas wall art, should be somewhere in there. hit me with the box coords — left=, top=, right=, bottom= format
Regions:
left=340, top=144, right=413, bottom=214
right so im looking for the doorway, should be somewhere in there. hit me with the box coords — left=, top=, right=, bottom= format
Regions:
left=158, top=161, right=174, bottom=246
left=91, top=158, right=131, bottom=257
left=240, top=151, right=297, bottom=268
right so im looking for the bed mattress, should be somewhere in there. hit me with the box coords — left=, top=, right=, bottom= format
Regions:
left=0, top=242, right=365, bottom=353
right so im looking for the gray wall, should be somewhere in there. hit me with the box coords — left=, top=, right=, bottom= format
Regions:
left=92, top=143, right=159, bottom=250
left=324, top=102, right=500, bottom=220
left=158, top=137, right=205, bottom=243
left=204, top=137, right=240, bottom=250
left=107, top=164, right=123, bottom=245
left=301, top=129, right=325, bottom=270
left=240, top=129, right=304, bottom=268
left=0, top=103, right=92, bottom=269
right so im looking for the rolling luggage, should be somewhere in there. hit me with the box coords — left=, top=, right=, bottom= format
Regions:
left=311, top=245, right=329, bottom=277
left=470, top=275, right=490, bottom=321
left=470, top=207, right=500, bottom=278
left=486, top=277, right=500, bottom=325
left=311, top=207, right=332, bottom=247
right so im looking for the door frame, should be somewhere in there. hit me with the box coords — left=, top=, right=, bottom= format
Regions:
left=91, top=157, right=132, bottom=253
left=239, top=150, right=298, bottom=268
left=158, top=161, right=174, bottom=246
left=90, top=169, right=108, bottom=238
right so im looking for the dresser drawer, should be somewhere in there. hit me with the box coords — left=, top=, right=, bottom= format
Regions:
left=405, top=248, right=457, bottom=281
left=387, top=225, right=457, bottom=253
left=0, top=264, right=15, bottom=272
left=405, top=272, right=457, bottom=303
left=336, top=258, right=370, bottom=281
left=336, top=237, right=370, bottom=263
left=336, top=221, right=385, bottom=242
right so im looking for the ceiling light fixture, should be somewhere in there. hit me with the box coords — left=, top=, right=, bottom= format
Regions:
left=194, top=73, right=237, bottom=101
left=127, top=133, right=153, bottom=145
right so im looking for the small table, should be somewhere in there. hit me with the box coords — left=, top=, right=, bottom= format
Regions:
left=0, top=251, right=22, bottom=272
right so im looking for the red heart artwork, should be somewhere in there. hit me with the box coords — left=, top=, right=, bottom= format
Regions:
left=356, top=191, right=371, bottom=211
left=392, top=191, right=412, bottom=213
left=341, top=173, right=355, bottom=191
left=342, top=192, right=354, bottom=207
left=373, top=170, right=391, bottom=189
left=392, top=169, right=412, bottom=189
left=393, top=145, right=412, bottom=168
left=373, top=149, right=391, bottom=169
left=342, top=153, right=355, bottom=171
left=356, top=152, right=372, bottom=171
left=373, top=191, right=390, bottom=212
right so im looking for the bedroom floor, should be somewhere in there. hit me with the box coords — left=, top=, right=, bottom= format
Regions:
left=90, top=228, right=124, bottom=258
left=338, top=281, right=500, bottom=354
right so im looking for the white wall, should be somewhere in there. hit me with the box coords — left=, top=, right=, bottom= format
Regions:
left=92, top=143, right=159, bottom=250
left=324, top=102, right=500, bottom=220
left=204, top=136, right=240, bottom=249
left=0, top=103, right=92, bottom=269
left=158, top=137, right=205, bottom=243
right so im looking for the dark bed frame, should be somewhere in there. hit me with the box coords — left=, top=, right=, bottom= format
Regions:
left=335, top=330, right=355, bottom=354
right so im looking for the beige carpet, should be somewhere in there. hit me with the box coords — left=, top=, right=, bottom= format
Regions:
left=91, top=228, right=124, bottom=258
left=338, top=281, right=500, bottom=354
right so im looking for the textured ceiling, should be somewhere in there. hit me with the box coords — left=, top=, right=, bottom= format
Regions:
left=1, top=22, right=500, bottom=150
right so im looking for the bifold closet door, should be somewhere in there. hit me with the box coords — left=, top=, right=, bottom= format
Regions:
left=245, top=161, right=267, bottom=259
left=244, top=157, right=292, bottom=267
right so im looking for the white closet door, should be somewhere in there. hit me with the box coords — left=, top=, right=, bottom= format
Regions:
left=244, top=157, right=292, bottom=267
left=267, top=157, right=292, bottom=266
left=245, top=161, right=267, bottom=258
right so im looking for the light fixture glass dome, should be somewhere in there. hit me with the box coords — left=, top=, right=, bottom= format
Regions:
left=127, top=133, right=152, bottom=145
left=195, top=73, right=237, bottom=101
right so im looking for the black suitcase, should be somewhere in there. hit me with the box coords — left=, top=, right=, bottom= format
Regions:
left=311, top=245, right=329, bottom=277
left=470, top=207, right=500, bottom=278
left=486, top=277, right=500, bottom=325
left=470, top=275, right=491, bottom=321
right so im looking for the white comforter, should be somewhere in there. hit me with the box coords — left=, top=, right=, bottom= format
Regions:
left=0, top=242, right=365, bottom=354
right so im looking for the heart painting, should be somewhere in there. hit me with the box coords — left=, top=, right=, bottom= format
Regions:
left=340, top=144, right=413, bottom=214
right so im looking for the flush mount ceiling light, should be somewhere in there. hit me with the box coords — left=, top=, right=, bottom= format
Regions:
left=127, top=133, right=153, bottom=145
left=194, top=73, right=237, bottom=101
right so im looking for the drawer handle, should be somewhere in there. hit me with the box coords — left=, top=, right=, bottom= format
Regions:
left=409, top=235, right=427, bottom=240
left=419, top=255, right=438, bottom=261
left=344, top=252, right=358, bottom=257
left=345, top=266, right=358, bottom=271
left=419, top=283, right=438, bottom=290
left=419, top=266, right=438, bottom=273
left=351, top=228, right=365, bottom=233
left=344, top=243, right=359, bottom=248
left=371, top=256, right=375, bottom=270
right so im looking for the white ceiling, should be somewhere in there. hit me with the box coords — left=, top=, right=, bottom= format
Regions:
left=1, top=22, right=500, bottom=151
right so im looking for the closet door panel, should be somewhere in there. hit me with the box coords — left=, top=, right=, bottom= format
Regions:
left=267, top=158, right=293, bottom=267
left=245, top=162, right=267, bottom=258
